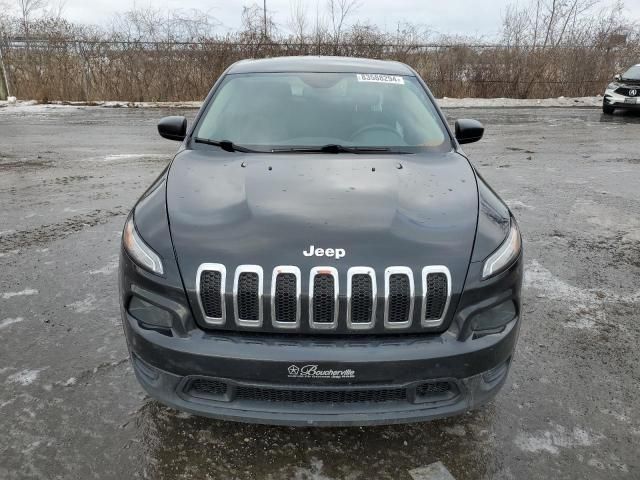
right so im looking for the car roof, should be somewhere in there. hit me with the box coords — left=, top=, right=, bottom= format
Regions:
left=227, top=56, right=414, bottom=75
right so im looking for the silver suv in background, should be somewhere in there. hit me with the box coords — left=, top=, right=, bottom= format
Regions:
left=603, top=64, right=640, bottom=114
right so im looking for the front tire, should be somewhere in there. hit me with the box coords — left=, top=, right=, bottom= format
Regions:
left=603, top=100, right=615, bottom=115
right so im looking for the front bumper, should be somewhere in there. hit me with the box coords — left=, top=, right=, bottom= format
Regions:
left=123, top=307, right=519, bottom=426
left=604, top=91, right=640, bottom=109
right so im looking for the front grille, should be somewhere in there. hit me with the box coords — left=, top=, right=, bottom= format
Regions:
left=235, top=385, right=407, bottom=404
left=274, top=273, right=297, bottom=323
left=199, top=271, right=222, bottom=318
left=312, top=273, right=336, bottom=324
left=196, top=264, right=452, bottom=331
left=615, top=86, right=640, bottom=96
left=387, top=274, right=411, bottom=323
left=350, top=273, right=373, bottom=324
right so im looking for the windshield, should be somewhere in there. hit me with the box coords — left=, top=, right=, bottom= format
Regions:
left=194, top=72, right=449, bottom=152
left=622, top=65, right=640, bottom=81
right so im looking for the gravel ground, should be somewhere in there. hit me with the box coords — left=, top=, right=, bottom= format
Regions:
left=0, top=105, right=639, bottom=480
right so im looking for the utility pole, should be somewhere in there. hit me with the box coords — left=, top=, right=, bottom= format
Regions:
left=263, top=0, right=267, bottom=39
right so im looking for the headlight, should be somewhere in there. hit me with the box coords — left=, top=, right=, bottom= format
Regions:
left=482, top=220, right=521, bottom=279
left=123, top=216, right=164, bottom=275
left=607, top=82, right=619, bottom=90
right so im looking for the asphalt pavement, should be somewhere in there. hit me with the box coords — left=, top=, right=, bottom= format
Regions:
left=0, top=104, right=639, bottom=479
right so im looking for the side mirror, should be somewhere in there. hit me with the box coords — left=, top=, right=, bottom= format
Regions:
left=455, top=119, right=484, bottom=145
left=158, top=116, right=187, bottom=141
left=614, top=74, right=621, bottom=81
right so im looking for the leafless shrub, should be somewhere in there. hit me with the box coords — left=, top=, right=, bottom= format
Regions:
left=0, top=0, right=638, bottom=101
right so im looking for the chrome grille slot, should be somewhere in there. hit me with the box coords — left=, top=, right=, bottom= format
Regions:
left=309, top=267, right=339, bottom=329
left=271, top=266, right=301, bottom=328
left=196, top=263, right=226, bottom=325
left=347, top=267, right=376, bottom=329
left=234, top=265, right=263, bottom=327
left=384, top=267, right=414, bottom=328
left=421, top=266, right=451, bottom=327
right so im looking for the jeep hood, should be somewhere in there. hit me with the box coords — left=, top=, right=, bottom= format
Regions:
left=166, top=149, right=478, bottom=296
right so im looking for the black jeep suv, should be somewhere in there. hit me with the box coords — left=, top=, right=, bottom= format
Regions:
left=119, top=56, right=523, bottom=426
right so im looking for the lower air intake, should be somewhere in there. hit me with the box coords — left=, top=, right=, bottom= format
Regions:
left=187, top=379, right=229, bottom=400
left=182, top=378, right=459, bottom=405
left=415, top=381, right=452, bottom=396
left=235, top=385, right=407, bottom=404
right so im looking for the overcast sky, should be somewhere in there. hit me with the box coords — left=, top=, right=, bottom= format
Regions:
left=31, top=0, right=640, bottom=39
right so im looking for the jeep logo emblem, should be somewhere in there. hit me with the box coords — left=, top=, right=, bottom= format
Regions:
left=303, top=245, right=346, bottom=259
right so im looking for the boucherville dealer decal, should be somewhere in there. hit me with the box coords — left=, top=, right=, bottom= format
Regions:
left=287, top=364, right=355, bottom=379
left=356, top=73, right=405, bottom=85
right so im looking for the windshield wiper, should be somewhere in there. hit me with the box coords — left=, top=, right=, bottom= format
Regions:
left=194, top=137, right=259, bottom=153
left=272, top=144, right=395, bottom=154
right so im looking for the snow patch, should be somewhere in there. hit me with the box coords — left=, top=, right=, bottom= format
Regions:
left=443, top=424, right=467, bottom=437
left=599, top=408, right=630, bottom=424
left=524, top=260, right=640, bottom=331
left=61, top=377, right=77, bottom=387
left=1, top=288, right=38, bottom=300
left=439, top=96, right=602, bottom=108
left=6, top=368, right=45, bottom=386
left=102, top=153, right=166, bottom=162
left=409, top=462, right=457, bottom=480
left=514, top=423, right=604, bottom=455
left=292, top=458, right=334, bottom=480
left=0, top=317, right=24, bottom=329
left=89, top=258, right=118, bottom=275
left=0, top=96, right=606, bottom=112
left=67, top=294, right=97, bottom=313
left=507, top=200, right=534, bottom=210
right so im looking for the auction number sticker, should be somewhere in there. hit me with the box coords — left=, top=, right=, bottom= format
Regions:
left=356, top=73, right=404, bottom=85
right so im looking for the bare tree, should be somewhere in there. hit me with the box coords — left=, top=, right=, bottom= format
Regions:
left=16, top=0, right=48, bottom=36
left=45, top=0, right=66, bottom=20
left=289, top=0, right=308, bottom=44
left=503, top=0, right=600, bottom=49
left=327, top=0, right=359, bottom=46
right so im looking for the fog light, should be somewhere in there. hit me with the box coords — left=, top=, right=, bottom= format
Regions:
left=483, top=358, right=510, bottom=384
left=128, top=296, right=173, bottom=329
left=471, top=300, right=516, bottom=334
left=132, top=353, right=159, bottom=382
